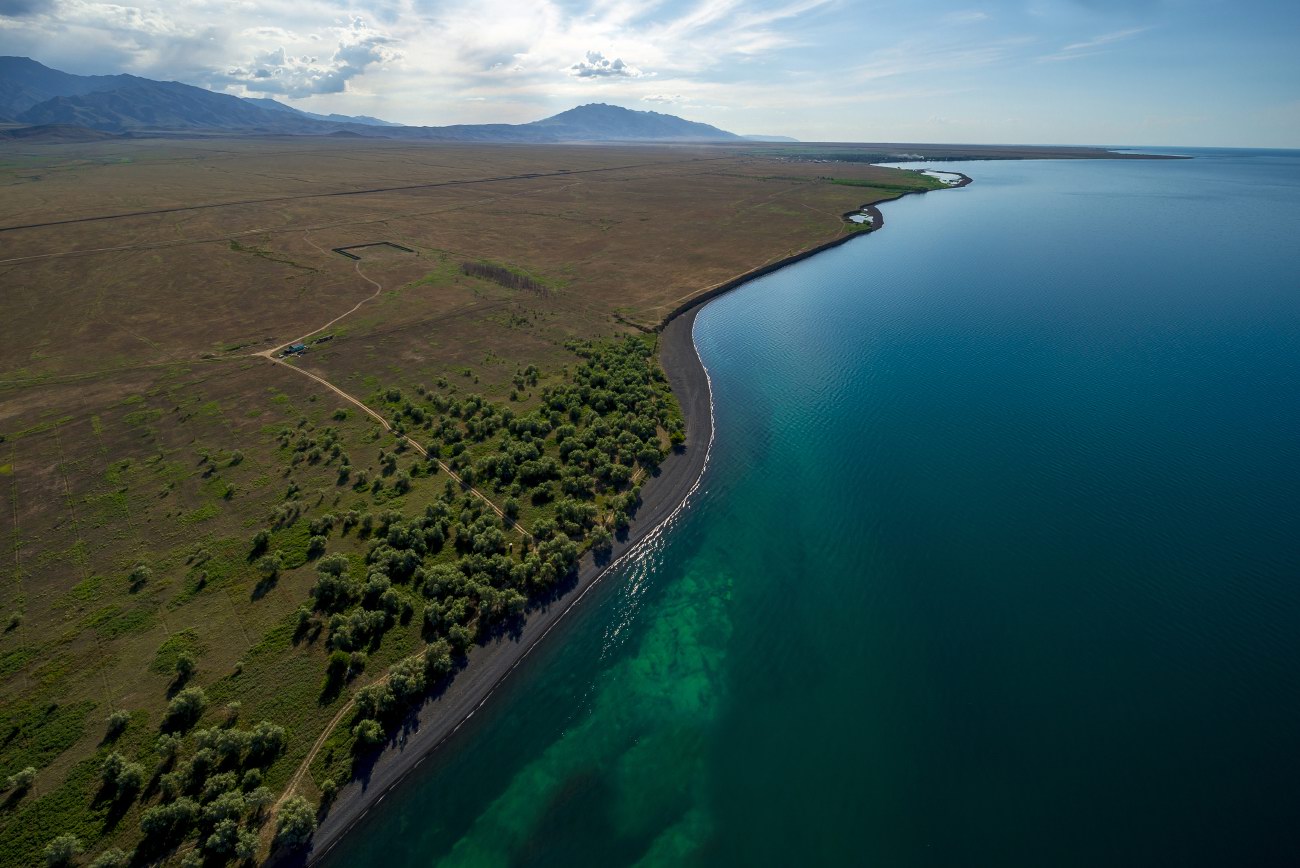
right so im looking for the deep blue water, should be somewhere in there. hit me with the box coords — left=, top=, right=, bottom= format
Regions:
left=325, top=149, right=1300, bottom=867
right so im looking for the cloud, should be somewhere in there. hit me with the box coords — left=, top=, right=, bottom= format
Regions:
left=942, top=10, right=989, bottom=24
left=1039, top=27, right=1149, bottom=62
left=642, top=93, right=683, bottom=103
left=0, top=0, right=53, bottom=17
left=221, top=17, right=398, bottom=98
left=1067, top=0, right=1161, bottom=10
left=569, top=50, right=644, bottom=79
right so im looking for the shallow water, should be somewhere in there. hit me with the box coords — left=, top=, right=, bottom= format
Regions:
left=324, top=149, right=1300, bottom=867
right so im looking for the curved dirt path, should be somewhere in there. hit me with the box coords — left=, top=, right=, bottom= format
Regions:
left=260, top=243, right=534, bottom=844
left=252, top=233, right=383, bottom=355
left=252, top=249, right=524, bottom=536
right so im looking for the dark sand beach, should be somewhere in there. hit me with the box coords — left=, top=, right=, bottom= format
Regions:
left=301, top=306, right=714, bottom=864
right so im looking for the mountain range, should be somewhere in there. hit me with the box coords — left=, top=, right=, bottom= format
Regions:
left=0, top=57, right=755, bottom=143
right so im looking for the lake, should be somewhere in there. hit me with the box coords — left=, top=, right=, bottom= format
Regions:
left=323, top=149, right=1300, bottom=867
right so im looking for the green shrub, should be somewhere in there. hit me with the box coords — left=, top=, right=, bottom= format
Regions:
left=352, top=718, right=384, bottom=746
left=4, top=765, right=36, bottom=792
left=163, top=686, right=207, bottom=731
left=44, top=834, right=82, bottom=867
left=89, top=848, right=130, bottom=868
left=105, top=709, right=130, bottom=737
left=275, top=795, right=318, bottom=849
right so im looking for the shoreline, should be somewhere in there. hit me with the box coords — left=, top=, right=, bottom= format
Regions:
left=302, top=308, right=715, bottom=865
left=299, top=170, right=968, bottom=865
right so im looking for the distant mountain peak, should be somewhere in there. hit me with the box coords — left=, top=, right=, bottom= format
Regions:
left=528, top=102, right=738, bottom=141
left=241, top=96, right=402, bottom=127
left=0, top=57, right=756, bottom=144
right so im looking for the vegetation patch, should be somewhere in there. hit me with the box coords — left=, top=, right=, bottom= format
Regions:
left=0, top=646, right=37, bottom=678
left=830, top=176, right=946, bottom=192
left=122, top=408, right=162, bottom=428
left=461, top=261, right=552, bottom=296
left=181, top=502, right=220, bottom=524
left=84, top=604, right=155, bottom=640
left=0, top=700, right=95, bottom=780
left=151, top=629, right=205, bottom=675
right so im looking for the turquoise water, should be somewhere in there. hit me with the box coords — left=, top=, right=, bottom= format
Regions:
left=324, top=150, right=1300, bottom=866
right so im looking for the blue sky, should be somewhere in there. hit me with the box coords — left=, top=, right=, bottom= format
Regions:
left=2, top=0, right=1297, bottom=146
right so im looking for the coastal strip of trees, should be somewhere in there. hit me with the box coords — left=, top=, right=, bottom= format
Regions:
left=13, top=336, right=681, bottom=866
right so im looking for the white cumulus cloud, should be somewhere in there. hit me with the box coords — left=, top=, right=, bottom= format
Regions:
left=221, top=17, right=398, bottom=98
left=569, top=50, right=644, bottom=79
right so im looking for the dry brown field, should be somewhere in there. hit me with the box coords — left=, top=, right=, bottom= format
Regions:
left=0, top=135, right=941, bottom=864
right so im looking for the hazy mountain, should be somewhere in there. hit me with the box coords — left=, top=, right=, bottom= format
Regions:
left=0, top=123, right=119, bottom=143
left=528, top=103, right=739, bottom=141
left=14, top=78, right=324, bottom=132
left=1, top=58, right=748, bottom=143
left=743, top=134, right=800, bottom=142
left=242, top=97, right=403, bottom=127
left=0, top=56, right=137, bottom=120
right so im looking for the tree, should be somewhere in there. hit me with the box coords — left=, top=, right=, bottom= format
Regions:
left=163, top=686, right=208, bottom=731
left=235, top=829, right=259, bottom=860
left=89, top=848, right=130, bottom=868
left=203, top=790, right=246, bottom=825
left=225, top=700, right=241, bottom=724
left=212, top=728, right=249, bottom=764
left=157, top=771, right=182, bottom=799
left=44, top=834, right=82, bottom=867
left=325, top=649, right=349, bottom=690
left=312, top=568, right=357, bottom=614
left=320, top=777, right=338, bottom=804
left=174, top=652, right=197, bottom=680
left=256, top=552, right=282, bottom=578
left=4, top=766, right=36, bottom=792
left=251, top=529, right=270, bottom=555
left=155, top=733, right=180, bottom=763
left=128, top=564, right=152, bottom=591
left=139, top=797, right=198, bottom=843
left=424, top=639, right=453, bottom=681
left=246, top=785, right=274, bottom=814
left=199, top=770, right=238, bottom=803
left=388, top=656, right=425, bottom=702
left=100, top=751, right=126, bottom=787
left=105, top=709, right=130, bottom=738
left=317, top=553, right=349, bottom=577
left=248, top=720, right=285, bottom=764
left=352, top=718, right=384, bottom=746
left=206, top=818, right=240, bottom=855
left=115, top=762, right=144, bottom=800
left=275, top=795, right=318, bottom=849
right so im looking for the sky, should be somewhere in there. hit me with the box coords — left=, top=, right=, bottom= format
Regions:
left=1, top=0, right=1298, bottom=146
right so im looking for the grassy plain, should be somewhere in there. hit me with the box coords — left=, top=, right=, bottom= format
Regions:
left=0, top=136, right=941, bottom=864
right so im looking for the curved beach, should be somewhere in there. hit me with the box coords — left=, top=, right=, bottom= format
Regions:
left=299, top=173, right=967, bottom=865
left=302, top=307, right=714, bottom=864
